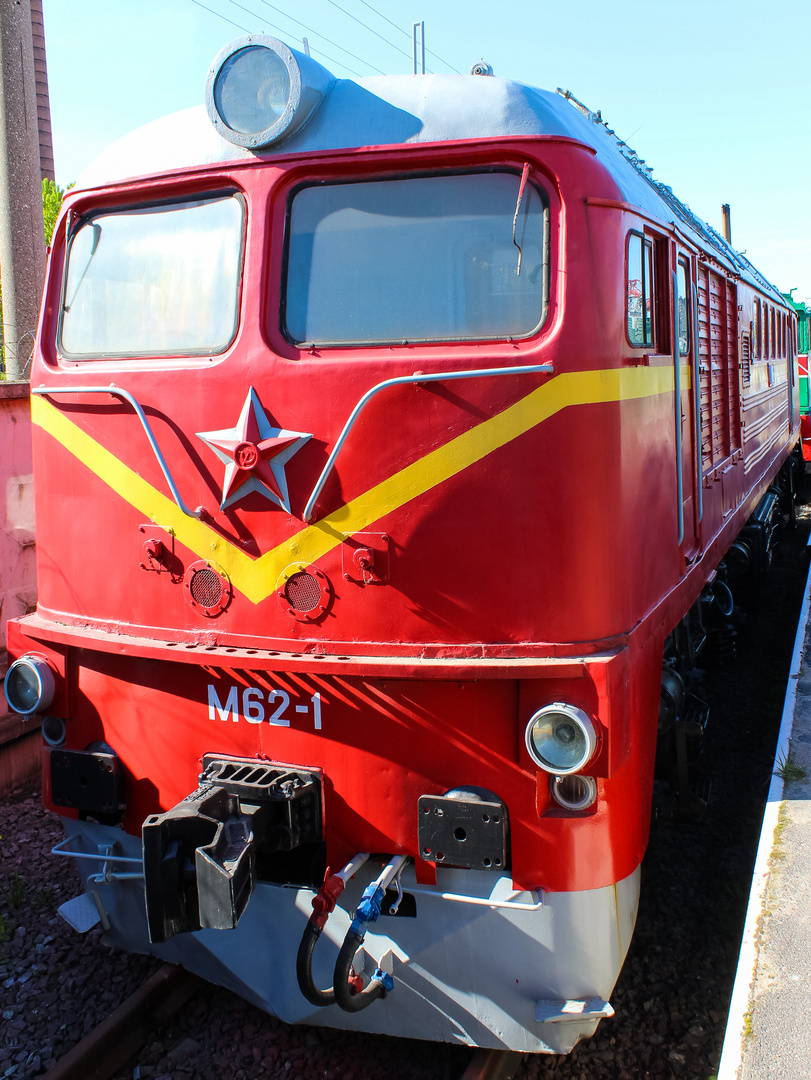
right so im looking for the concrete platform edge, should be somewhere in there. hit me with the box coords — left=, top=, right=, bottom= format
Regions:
left=716, top=548, right=811, bottom=1080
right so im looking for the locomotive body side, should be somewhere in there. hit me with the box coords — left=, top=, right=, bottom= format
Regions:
left=6, top=51, right=799, bottom=1052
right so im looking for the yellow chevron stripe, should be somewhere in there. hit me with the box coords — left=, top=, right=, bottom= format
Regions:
left=31, top=365, right=675, bottom=604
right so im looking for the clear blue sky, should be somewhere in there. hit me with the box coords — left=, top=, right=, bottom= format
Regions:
left=42, top=0, right=811, bottom=303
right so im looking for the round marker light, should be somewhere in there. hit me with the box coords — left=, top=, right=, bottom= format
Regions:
left=42, top=715, right=66, bottom=747
left=4, top=655, right=56, bottom=716
left=525, top=703, right=597, bottom=775
left=550, top=774, right=598, bottom=812
left=205, top=35, right=333, bottom=150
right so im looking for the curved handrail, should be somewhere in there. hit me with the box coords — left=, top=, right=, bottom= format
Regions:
left=302, top=363, right=554, bottom=522
left=405, top=884, right=543, bottom=911
left=32, top=384, right=204, bottom=520
left=672, top=271, right=684, bottom=547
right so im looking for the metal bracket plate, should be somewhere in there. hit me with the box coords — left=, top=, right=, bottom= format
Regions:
left=138, top=523, right=181, bottom=579
left=342, top=532, right=390, bottom=584
left=49, top=746, right=125, bottom=817
left=418, top=791, right=508, bottom=871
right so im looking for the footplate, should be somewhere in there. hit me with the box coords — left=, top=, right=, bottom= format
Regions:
left=418, top=788, right=509, bottom=870
left=142, top=757, right=322, bottom=943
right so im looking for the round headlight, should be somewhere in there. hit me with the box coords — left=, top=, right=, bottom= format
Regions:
left=205, top=35, right=333, bottom=150
left=525, top=704, right=597, bottom=775
left=4, top=655, right=56, bottom=716
left=214, top=45, right=291, bottom=136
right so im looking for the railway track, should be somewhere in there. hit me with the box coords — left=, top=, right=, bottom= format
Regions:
left=36, top=961, right=522, bottom=1080
left=460, top=1050, right=525, bottom=1080
left=41, top=966, right=202, bottom=1080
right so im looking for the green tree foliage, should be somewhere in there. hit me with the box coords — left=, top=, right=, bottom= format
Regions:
left=42, top=177, right=64, bottom=245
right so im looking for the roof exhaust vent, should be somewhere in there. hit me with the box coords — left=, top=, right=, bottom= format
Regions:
left=722, top=203, right=732, bottom=244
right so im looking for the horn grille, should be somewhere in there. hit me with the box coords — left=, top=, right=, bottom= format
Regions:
left=284, top=571, right=322, bottom=613
left=183, top=560, right=231, bottom=617
left=190, top=568, right=223, bottom=608
left=277, top=563, right=332, bottom=620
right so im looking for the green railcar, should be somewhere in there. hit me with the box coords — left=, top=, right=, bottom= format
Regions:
left=784, top=291, right=811, bottom=457
left=784, top=291, right=810, bottom=354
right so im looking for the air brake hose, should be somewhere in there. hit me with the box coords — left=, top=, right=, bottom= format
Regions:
left=333, top=926, right=393, bottom=1012
left=333, top=854, right=407, bottom=1013
left=296, top=853, right=369, bottom=1008
left=296, top=919, right=336, bottom=1007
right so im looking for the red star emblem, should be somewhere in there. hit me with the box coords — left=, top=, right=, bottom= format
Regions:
left=196, top=388, right=311, bottom=513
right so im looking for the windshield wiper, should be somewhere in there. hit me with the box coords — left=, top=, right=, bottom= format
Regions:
left=64, top=221, right=102, bottom=313
left=512, top=162, right=530, bottom=275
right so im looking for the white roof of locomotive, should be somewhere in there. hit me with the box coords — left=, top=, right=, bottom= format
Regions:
left=75, top=72, right=783, bottom=302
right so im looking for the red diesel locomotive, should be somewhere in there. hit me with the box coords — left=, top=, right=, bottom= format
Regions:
left=5, top=37, right=800, bottom=1052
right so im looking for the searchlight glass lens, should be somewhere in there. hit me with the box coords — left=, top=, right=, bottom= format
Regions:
left=525, top=704, right=597, bottom=774
left=214, top=46, right=291, bottom=135
left=4, top=656, right=55, bottom=715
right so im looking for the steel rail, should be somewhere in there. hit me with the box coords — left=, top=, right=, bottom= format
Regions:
left=40, top=964, right=202, bottom=1080
left=459, top=1049, right=527, bottom=1080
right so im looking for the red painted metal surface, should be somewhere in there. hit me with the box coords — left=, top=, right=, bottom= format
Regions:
left=801, top=415, right=811, bottom=463
left=10, top=126, right=799, bottom=907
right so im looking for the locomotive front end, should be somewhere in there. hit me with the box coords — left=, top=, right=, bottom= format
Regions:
left=11, top=34, right=794, bottom=1054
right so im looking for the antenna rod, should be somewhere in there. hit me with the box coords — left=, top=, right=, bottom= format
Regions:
left=412, top=21, right=425, bottom=74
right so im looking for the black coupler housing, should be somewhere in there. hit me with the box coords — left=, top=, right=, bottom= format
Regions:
left=142, top=757, right=322, bottom=943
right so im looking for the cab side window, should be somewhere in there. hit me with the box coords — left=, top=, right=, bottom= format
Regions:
left=676, top=257, right=690, bottom=355
left=627, top=232, right=655, bottom=347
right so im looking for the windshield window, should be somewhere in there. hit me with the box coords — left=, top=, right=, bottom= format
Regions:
left=60, top=195, right=243, bottom=358
left=284, top=171, right=548, bottom=345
